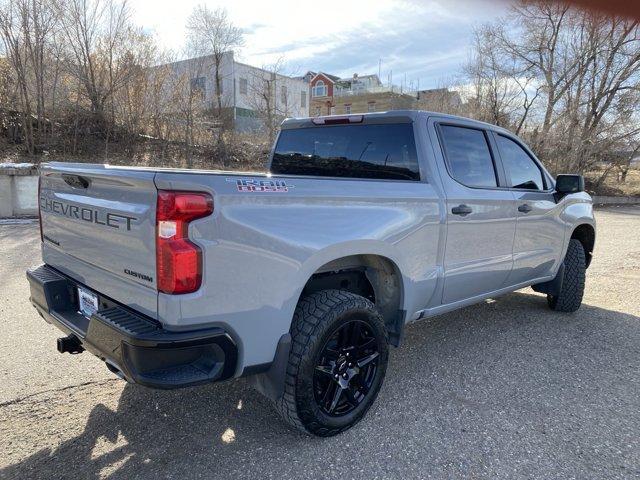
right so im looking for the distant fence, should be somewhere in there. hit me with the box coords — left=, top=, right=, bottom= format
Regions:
left=0, top=163, right=39, bottom=217
left=0, top=163, right=639, bottom=218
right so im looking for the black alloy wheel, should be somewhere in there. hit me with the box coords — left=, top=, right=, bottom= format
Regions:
left=275, top=290, right=389, bottom=436
left=313, top=319, right=380, bottom=416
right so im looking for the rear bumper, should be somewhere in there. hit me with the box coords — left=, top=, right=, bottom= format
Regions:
left=26, top=264, right=238, bottom=389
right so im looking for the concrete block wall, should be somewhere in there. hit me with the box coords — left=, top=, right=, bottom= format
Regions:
left=334, top=92, right=416, bottom=115
left=311, top=91, right=418, bottom=116
left=592, top=195, right=640, bottom=205
left=0, top=163, right=39, bottom=217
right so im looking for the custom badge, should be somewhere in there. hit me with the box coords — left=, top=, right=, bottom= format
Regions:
left=227, top=178, right=294, bottom=193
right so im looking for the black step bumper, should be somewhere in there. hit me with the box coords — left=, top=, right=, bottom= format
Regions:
left=26, top=264, right=238, bottom=389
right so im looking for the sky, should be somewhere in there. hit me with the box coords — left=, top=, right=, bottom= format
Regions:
left=131, top=0, right=510, bottom=89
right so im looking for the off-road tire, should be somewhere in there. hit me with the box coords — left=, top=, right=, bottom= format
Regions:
left=275, top=289, right=389, bottom=436
left=547, top=238, right=586, bottom=312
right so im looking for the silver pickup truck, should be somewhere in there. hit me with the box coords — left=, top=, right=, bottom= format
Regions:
left=27, top=110, right=595, bottom=436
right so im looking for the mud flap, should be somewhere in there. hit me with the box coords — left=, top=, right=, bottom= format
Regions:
left=387, top=309, right=406, bottom=347
left=532, top=263, right=565, bottom=297
left=247, top=333, right=292, bottom=402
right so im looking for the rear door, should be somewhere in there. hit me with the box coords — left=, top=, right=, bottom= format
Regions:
left=39, top=163, right=158, bottom=317
left=491, top=133, right=565, bottom=284
left=433, top=121, right=517, bottom=305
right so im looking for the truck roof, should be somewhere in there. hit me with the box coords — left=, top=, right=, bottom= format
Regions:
left=281, top=110, right=511, bottom=135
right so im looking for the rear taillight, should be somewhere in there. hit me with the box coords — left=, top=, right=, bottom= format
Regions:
left=156, top=190, right=213, bottom=294
left=37, top=175, right=43, bottom=242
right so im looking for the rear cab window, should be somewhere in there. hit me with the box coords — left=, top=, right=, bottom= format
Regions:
left=271, top=123, right=420, bottom=181
left=437, top=124, right=498, bottom=188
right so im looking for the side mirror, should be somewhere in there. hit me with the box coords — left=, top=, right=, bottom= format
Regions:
left=555, top=174, right=585, bottom=195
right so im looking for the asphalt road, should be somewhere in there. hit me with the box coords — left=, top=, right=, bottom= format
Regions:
left=1, top=207, right=639, bottom=480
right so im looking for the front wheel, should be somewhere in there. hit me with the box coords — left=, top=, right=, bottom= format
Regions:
left=547, top=238, right=586, bottom=312
left=276, top=290, right=389, bottom=436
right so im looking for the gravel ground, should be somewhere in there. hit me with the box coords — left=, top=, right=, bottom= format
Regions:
left=1, top=208, right=639, bottom=480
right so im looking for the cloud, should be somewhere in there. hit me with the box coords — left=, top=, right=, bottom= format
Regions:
left=243, top=0, right=509, bottom=88
left=130, top=0, right=509, bottom=89
left=278, top=2, right=505, bottom=88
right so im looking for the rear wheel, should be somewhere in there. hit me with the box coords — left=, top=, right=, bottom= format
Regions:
left=547, top=238, right=586, bottom=312
left=276, top=290, right=389, bottom=436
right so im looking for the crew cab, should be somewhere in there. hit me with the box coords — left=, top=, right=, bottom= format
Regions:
left=27, top=111, right=595, bottom=436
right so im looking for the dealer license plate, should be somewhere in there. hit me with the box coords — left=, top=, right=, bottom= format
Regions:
left=78, top=287, right=99, bottom=318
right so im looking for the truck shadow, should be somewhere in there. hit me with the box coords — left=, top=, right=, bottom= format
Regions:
left=2, top=290, right=640, bottom=479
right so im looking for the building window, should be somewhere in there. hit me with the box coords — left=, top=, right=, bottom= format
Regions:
left=330, top=106, right=336, bottom=115
left=344, top=104, right=351, bottom=114
left=301, top=91, right=307, bottom=108
left=190, top=77, right=206, bottom=97
left=281, top=85, right=287, bottom=104
left=367, top=102, right=375, bottom=112
left=315, top=106, right=321, bottom=116
left=312, top=80, right=328, bottom=97
left=239, top=77, right=248, bottom=95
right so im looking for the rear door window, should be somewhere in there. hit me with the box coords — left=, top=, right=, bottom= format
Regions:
left=271, top=123, right=420, bottom=181
left=496, top=135, right=545, bottom=190
left=438, top=125, right=498, bottom=188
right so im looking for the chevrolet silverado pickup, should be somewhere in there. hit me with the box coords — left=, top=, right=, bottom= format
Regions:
left=27, top=110, right=595, bottom=436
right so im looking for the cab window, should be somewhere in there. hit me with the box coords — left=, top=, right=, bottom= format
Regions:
left=496, top=135, right=545, bottom=190
left=439, top=125, right=498, bottom=188
left=271, top=123, right=420, bottom=181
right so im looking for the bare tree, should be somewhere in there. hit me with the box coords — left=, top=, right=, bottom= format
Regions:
left=465, top=1, right=640, bottom=176
left=246, top=59, right=294, bottom=143
left=0, top=1, right=33, bottom=152
left=0, top=0, right=256, bottom=167
left=185, top=5, right=243, bottom=122
left=57, top=0, right=138, bottom=130
left=23, top=0, right=58, bottom=145
left=562, top=14, right=640, bottom=173
left=113, top=30, right=157, bottom=135
left=0, top=0, right=59, bottom=153
left=465, top=24, right=542, bottom=134
left=0, top=57, right=10, bottom=110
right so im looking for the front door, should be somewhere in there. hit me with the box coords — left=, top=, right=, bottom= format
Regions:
left=491, top=133, right=566, bottom=285
left=434, top=123, right=517, bottom=305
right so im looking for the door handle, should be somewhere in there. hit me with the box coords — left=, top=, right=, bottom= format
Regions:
left=518, top=204, right=532, bottom=213
left=451, top=204, right=473, bottom=216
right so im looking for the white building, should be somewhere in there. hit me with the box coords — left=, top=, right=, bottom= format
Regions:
left=160, top=52, right=309, bottom=132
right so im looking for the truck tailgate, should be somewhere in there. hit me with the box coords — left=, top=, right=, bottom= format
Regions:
left=39, top=163, right=158, bottom=317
